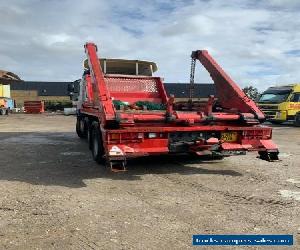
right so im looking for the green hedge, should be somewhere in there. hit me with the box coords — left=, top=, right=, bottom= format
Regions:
left=44, top=100, right=73, bottom=111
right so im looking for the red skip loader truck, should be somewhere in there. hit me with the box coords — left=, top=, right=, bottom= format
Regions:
left=76, top=42, right=279, bottom=171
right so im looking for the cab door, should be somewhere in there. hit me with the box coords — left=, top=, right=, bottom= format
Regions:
left=288, top=92, right=300, bottom=118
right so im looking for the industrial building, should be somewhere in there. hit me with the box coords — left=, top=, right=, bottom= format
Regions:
left=0, top=79, right=71, bottom=107
left=0, top=78, right=216, bottom=108
left=164, top=83, right=216, bottom=101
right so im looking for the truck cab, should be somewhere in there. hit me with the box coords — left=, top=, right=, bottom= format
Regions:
left=71, top=58, right=157, bottom=106
left=257, top=84, right=300, bottom=125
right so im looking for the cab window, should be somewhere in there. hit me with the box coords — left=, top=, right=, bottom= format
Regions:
left=290, top=93, right=300, bottom=102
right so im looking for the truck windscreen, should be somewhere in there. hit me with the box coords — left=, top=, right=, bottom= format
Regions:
left=259, top=92, right=290, bottom=103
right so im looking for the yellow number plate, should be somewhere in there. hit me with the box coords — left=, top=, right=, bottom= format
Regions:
left=221, top=132, right=238, bottom=142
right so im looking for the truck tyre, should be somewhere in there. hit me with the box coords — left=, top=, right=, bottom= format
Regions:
left=87, top=121, right=93, bottom=150
left=76, top=117, right=87, bottom=138
left=294, top=113, right=300, bottom=127
left=91, top=122, right=105, bottom=164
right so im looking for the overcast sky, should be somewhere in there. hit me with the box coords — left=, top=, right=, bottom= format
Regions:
left=0, top=0, right=300, bottom=90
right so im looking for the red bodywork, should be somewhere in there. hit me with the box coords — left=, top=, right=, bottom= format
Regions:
left=79, top=42, right=279, bottom=167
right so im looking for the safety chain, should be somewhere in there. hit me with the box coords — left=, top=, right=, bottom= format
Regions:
left=189, top=57, right=196, bottom=100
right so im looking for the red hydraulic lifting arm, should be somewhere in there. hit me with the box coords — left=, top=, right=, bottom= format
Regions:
left=85, top=74, right=94, bottom=102
left=84, top=42, right=115, bottom=124
left=191, top=50, right=265, bottom=121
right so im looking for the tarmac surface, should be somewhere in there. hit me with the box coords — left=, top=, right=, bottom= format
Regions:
left=0, top=114, right=299, bottom=249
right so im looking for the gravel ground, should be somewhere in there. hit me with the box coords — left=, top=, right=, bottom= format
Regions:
left=0, top=114, right=299, bottom=249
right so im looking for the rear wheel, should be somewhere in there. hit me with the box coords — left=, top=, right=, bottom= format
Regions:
left=294, top=112, right=300, bottom=127
left=91, top=122, right=105, bottom=164
left=76, top=117, right=87, bottom=138
left=87, top=122, right=93, bottom=150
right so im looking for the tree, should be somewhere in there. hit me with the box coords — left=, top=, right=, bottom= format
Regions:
left=242, top=86, right=260, bottom=101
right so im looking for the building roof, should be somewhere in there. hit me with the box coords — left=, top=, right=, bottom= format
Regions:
left=0, top=70, right=21, bottom=81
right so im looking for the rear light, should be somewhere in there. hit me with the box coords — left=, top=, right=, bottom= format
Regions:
left=108, top=132, right=144, bottom=142
left=111, top=134, right=119, bottom=140
left=108, top=132, right=166, bottom=142
left=242, top=129, right=271, bottom=140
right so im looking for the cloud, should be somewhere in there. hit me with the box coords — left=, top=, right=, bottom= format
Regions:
left=0, top=0, right=299, bottom=91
